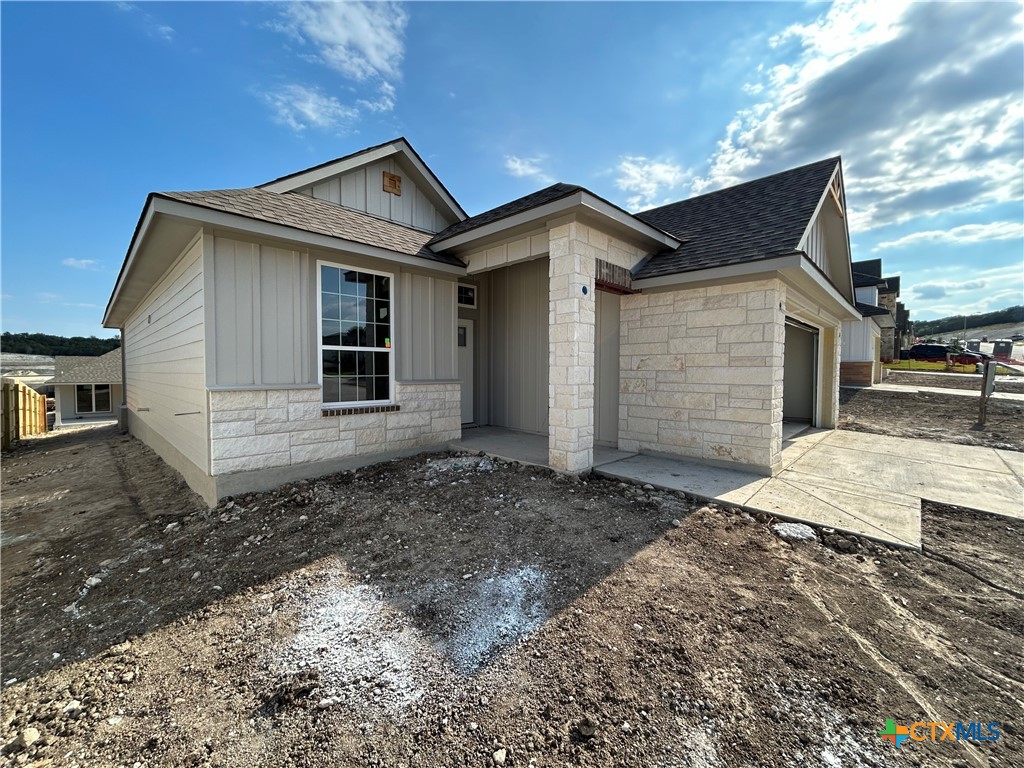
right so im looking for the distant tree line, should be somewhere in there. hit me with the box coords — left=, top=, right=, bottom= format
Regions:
left=913, top=305, right=1024, bottom=337
left=1, top=332, right=121, bottom=356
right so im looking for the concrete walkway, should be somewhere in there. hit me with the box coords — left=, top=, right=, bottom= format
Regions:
left=597, top=430, right=1024, bottom=549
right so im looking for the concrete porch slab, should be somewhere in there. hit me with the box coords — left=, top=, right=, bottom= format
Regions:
left=597, top=430, right=1024, bottom=549
left=451, top=426, right=636, bottom=469
left=591, top=453, right=769, bottom=507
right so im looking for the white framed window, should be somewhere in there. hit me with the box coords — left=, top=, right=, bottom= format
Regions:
left=76, top=384, right=112, bottom=414
left=318, top=261, right=394, bottom=406
left=457, top=283, right=477, bottom=308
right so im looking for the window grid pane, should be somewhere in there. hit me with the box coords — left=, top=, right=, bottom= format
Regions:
left=76, top=385, right=93, bottom=413
left=321, top=265, right=393, bottom=404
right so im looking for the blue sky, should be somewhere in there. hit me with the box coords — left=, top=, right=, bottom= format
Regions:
left=2, top=1, right=1022, bottom=338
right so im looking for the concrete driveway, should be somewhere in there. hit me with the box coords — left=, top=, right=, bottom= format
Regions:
left=597, top=429, right=1024, bottom=549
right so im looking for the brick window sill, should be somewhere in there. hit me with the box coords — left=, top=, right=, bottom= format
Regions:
left=322, top=404, right=400, bottom=417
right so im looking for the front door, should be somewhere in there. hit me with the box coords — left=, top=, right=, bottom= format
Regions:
left=595, top=290, right=620, bottom=447
left=458, top=319, right=474, bottom=424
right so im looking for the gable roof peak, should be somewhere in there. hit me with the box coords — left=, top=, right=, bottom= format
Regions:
left=257, top=136, right=467, bottom=221
left=639, top=155, right=841, bottom=216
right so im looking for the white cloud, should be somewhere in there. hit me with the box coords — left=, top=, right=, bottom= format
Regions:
left=691, top=1, right=1024, bottom=232
left=875, top=222, right=1023, bottom=250
left=265, top=2, right=408, bottom=130
left=276, top=1, right=408, bottom=82
left=114, top=1, right=174, bottom=42
left=36, top=292, right=60, bottom=304
left=357, top=82, right=396, bottom=113
left=62, top=258, right=98, bottom=270
left=262, top=84, right=359, bottom=133
left=504, top=155, right=553, bottom=185
left=614, top=157, right=689, bottom=211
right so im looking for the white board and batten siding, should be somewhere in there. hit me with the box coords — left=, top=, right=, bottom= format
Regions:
left=207, top=235, right=313, bottom=387
left=208, top=234, right=457, bottom=387
left=488, top=257, right=549, bottom=435
left=398, top=273, right=457, bottom=381
left=803, top=215, right=832, bottom=279
left=124, top=235, right=209, bottom=471
left=296, top=158, right=456, bottom=233
left=841, top=317, right=879, bottom=362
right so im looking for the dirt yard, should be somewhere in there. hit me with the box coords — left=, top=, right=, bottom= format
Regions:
left=839, top=387, right=1024, bottom=451
left=1, top=427, right=1021, bottom=767
left=884, top=371, right=1024, bottom=395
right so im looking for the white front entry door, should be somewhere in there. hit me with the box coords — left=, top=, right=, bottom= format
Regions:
left=458, top=319, right=474, bottom=424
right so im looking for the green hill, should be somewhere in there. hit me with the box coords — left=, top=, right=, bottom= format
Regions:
left=913, top=305, right=1023, bottom=337
left=0, top=332, right=121, bottom=357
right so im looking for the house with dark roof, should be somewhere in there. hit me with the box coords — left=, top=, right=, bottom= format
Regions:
left=840, top=259, right=903, bottom=385
left=49, top=348, right=123, bottom=428
left=104, top=138, right=859, bottom=504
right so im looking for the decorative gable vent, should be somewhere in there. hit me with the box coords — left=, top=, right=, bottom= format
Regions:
left=383, top=171, right=402, bottom=196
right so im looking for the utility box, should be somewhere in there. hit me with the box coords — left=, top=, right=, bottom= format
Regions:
left=993, top=339, right=1014, bottom=360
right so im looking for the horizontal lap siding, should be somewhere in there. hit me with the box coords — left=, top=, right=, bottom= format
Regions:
left=124, top=237, right=208, bottom=472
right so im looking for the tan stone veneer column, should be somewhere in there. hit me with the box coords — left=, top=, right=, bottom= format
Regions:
left=547, top=221, right=597, bottom=472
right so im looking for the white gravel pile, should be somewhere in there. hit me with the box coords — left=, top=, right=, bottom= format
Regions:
left=277, top=575, right=439, bottom=714
left=443, top=565, right=548, bottom=673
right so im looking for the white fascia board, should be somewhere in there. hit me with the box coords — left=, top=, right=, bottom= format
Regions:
left=871, top=312, right=896, bottom=329
left=631, top=254, right=802, bottom=290
left=795, top=256, right=860, bottom=321
left=260, top=144, right=399, bottom=193
left=577, top=192, right=681, bottom=250
left=796, top=163, right=840, bottom=253
left=103, top=199, right=156, bottom=328
left=153, top=198, right=467, bottom=275
left=259, top=139, right=467, bottom=223
left=431, top=191, right=681, bottom=252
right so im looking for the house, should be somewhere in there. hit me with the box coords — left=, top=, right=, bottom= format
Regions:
left=49, top=348, right=123, bottom=428
left=103, top=138, right=860, bottom=505
left=839, top=259, right=906, bottom=386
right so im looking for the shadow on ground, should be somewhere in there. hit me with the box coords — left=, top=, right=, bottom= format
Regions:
left=1, top=427, right=686, bottom=685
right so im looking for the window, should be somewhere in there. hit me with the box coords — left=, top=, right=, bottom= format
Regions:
left=457, top=284, right=477, bottom=308
left=319, top=263, right=393, bottom=405
left=76, top=384, right=112, bottom=414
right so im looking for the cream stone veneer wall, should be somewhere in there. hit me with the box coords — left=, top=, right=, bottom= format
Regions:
left=619, top=279, right=787, bottom=474
left=547, top=221, right=647, bottom=471
left=208, top=382, right=461, bottom=476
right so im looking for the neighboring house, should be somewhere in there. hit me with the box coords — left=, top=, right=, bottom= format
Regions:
left=877, top=275, right=902, bottom=359
left=103, top=138, right=859, bottom=505
left=49, top=348, right=123, bottom=428
left=840, top=259, right=898, bottom=386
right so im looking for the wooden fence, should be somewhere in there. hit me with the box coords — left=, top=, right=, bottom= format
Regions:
left=1, top=378, right=47, bottom=450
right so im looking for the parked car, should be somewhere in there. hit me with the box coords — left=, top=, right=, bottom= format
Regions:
left=1011, top=334, right=1024, bottom=342
left=908, top=344, right=982, bottom=366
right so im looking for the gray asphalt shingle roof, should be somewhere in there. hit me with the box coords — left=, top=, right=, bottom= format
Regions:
left=856, top=302, right=892, bottom=318
left=50, top=348, right=122, bottom=384
left=156, top=188, right=465, bottom=267
left=428, top=183, right=583, bottom=245
left=632, top=157, right=841, bottom=280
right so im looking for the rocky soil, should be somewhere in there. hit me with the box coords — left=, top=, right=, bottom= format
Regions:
left=1, top=427, right=1021, bottom=767
left=884, top=371, right=1024, bottom=395
left=839, top=387, right=1024, bottom=451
